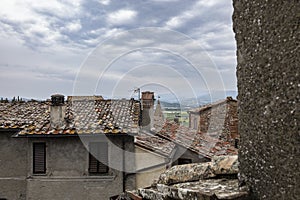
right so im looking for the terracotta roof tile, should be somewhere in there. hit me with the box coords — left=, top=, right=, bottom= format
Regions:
left=135, top=131, right=175, bottom=157
left=0, top=98, right=140, bottom=135
left=157, top=121, right=238, bottom=158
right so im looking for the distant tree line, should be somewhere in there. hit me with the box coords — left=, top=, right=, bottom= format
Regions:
left=0, top=96, right=26, bottom=103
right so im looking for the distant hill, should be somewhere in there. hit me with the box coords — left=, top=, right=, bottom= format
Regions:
left=193, top=90, right=238, bottom=106
left=160, top=101, right=181, bottom=108
left=158, top=90, right=238, bottom=109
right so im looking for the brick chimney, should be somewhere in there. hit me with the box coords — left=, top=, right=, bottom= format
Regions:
left=141, top=91, right=155, bottom=130
left=50, top=94, right=66, bottom=128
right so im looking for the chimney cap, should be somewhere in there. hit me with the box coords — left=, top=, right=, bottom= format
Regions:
left=51, top=94, right=65, bottom=106
left=51, top=94, right=64, bottom=98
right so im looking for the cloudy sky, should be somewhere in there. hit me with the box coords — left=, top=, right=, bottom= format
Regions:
left=0, top=0, right=237, bottom=100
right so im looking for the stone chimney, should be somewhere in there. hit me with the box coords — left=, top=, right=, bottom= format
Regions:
left=153, top=99, right=165, bottom=131
left=141, top=91, right=155, bottom=130
left=50, top=94, right=66, bottom=128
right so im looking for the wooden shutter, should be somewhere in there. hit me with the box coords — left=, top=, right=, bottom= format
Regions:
left=89, top=143, right=99, bottom=173
left=33, top=143, right=46, bottom=174
left=89, top=142, right=108, bottom=173
left=98, top=142, right=108, bottom=173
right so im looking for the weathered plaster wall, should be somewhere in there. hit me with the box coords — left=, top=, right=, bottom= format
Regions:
left=135, top=146, right=167, bottom=171
left=233, top=1, right=300, bottom=199
left=136, top=166, right=166, bottom=189
left=27, top=136, right=125, bottom=200
left=0, top=133, right=136, bottom=200
left=0, top=130, right=27, bottom=200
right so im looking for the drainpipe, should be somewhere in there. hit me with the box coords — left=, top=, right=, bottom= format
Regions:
left=122, top=138, right=126, bottom=192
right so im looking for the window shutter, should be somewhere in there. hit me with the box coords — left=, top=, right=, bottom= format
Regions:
left=98, top=142, right=108, bottom=173
left=33, top=143, right=46, bottom=174
left=89, top=143, right=99, bottom=173
left=89, top=142, right=108, bottom=174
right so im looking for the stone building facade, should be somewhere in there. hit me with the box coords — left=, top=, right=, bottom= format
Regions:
left=188, top=97, right=238, bottom=144
left=0, top=131, right=134, bottom=200
left=0, top=96, right=139, bottom=200
left=233, top=0, right=300, bottom=199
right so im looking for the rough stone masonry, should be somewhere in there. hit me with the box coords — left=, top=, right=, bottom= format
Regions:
left=232, top=0, right=300, bottom=199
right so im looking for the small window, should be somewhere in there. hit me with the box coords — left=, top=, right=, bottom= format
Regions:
left=235, top=139, right=239, bottom=148
left=193, top=118, right=198, bottom=130
left=33, top=143, right=46, bottom=174
left=89, top=142, right=108, bottom=174
left=178, top=158, right=192, bottom=165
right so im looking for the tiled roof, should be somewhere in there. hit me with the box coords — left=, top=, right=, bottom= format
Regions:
left=157, top=121, right=238, bottom=158
left=67, top=95, right=104, bottom=101
left=0, top=101, right=50, bottom=130
left=0, top=98, right=140, bottom=135
left=135, top=130, right=175, bottom=157
left=188, top=96, right=237, bottom=113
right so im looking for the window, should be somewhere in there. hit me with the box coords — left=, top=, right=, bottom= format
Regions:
left=33, top=143, right=46, bottom=174
left=178, top=158, right=192, bottom=165
left=89, top=142, right=108, bottom=174
left=193, top=118, right=198, bottom=130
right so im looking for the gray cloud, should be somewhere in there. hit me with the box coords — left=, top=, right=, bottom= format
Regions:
left=0, top=0, right=237, bottom=99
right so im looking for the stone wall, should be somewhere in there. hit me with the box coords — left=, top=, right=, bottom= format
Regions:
left=135, top=156, right=250, bottom=200
left=0, top=132, right=136, bottom=200
left=233, top=0, right=300, bottom=199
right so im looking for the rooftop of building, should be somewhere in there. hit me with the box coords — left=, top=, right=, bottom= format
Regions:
left=0, top=96, right=140, bottom=135
left=135, top=130, right=175, bottom=157
left=188, top=96, right=237, bottom=114
left=157, top=121, right=238, bottom=159
left=134, top=121, right=237, bottom=160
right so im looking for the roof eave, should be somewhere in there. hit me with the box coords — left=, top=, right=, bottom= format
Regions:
left=13, top=133, right=136, bottom=138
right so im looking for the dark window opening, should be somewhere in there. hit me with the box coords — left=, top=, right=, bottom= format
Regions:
left=33, top=143, right=46, bottom=174
left=89, top=142, right=108, bottom=174
left=235, top=139, right=239, bottom=148
left=178, top=158, right=192, bottom=165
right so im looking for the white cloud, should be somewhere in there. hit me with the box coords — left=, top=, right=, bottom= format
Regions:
left=0, top=1, right=35, bottom=22
left=65, top=20, right=82, bottom=32
left=165, top=0, right=218, bottom=29
left=0, top=0, right=83, bottom=22
left=107, top=9, right=137, bottom=26
left=98, top=0, right=111, bottom=5
left=0, top=0, right=85, bottom=49
left=29, top=0, right=83, bottom=19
